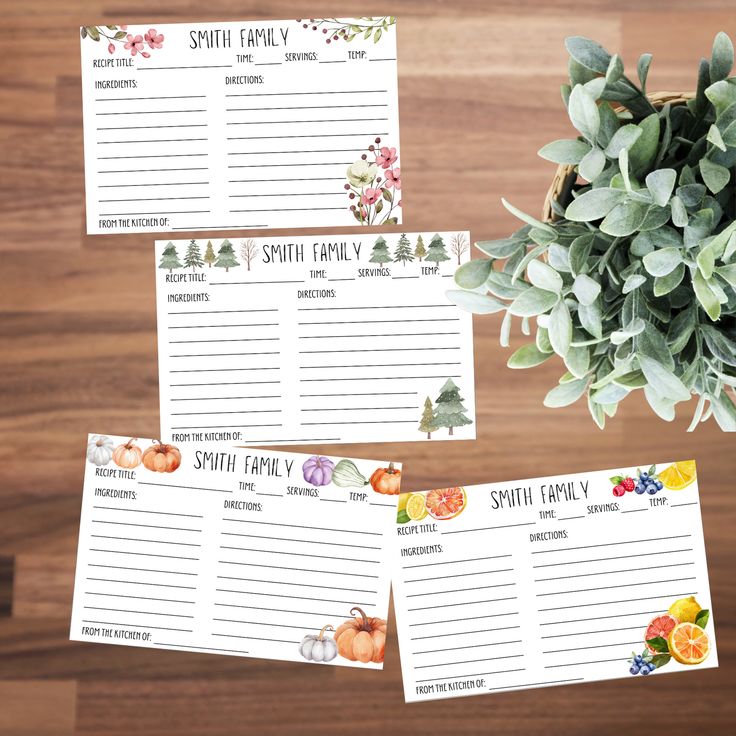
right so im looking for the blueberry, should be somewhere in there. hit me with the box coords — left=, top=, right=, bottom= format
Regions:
left=634, top=655, right=643, bottom=663
left=646, top=485, right=658, bottom=495
left=640, top=665, right=651, bottom=675
left=640, top=472, right=649, bottom=481
left=635, top=484, right=646, bottom=495
left=648, top=662, right=657, bottom=671
left=655, top=481, right=663, bottom=490
left=630, top=665, right=640, bottom=675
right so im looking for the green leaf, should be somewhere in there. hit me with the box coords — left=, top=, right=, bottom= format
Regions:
left=650, top=653, right=672, bottom=669
left=527, top=260, right=563, bottom=293
left=604, top=125, right=642, bottom=158
left=501, top=198, right=556, bottom=235
left=454, top=259, right=493, bottom=289
left=538, top=139, right=592, bottom=164
left=476, top=236, right=525, bottom=259
left=701, top=325, right=736, bottom=366
left=644, top=384, right=677, bottom=421
left=600, top=199, right=647, bottom=237
left=628, top=113, right=660, bottom=177
left=508, top=343, right=553, bottom=369
left=568, top=84, right=600, bottom=143
left=569, top=234, right=594, bottom=276
left=564, top=345, right=590, bottom=378
left=693, top=269, right=722, bottom=320
left=611, top=317, right=646, bottom=345
left=700, top=157, right=730, bottom=194
left=637, top=53, right=653, bottom=91
left=712, top=391, right=736, bottom=430
left=509, top=287, right=559, bottom=317
left=697, top=243, right=716, bottom=279
left=645, top=169, right=676, bottom=207
left=565, top=36, right=612, bottom=73
left=565, top=187, right=626, bottom=222
left=578, top=147, right=606, bottom=181
left=705, top=79, right=736, bottom=115
left=716, top=263, right=736, bottom=288
left=578, top=300, right=603, bottom=339
left=544, top=378, right=588, bottom=408
left=572, top=273, right=601, bottom=305
left=623, top=274, right=647, bottom=294
left=606, top=53, right=624, bottom=84
left=86, top=26, right=100, bottom=41
left=373, top=28, right=382, bottom=43
left=548, top=299, right=572, bottom=356
left=671, top=196, right=689, bottom=227
left=643, top=247, right=683, bottom=277
left=707, top=123, right=727, bottom=152
left=654, top=263, right=685, bottom=296
left=645, top=636, right=670, bottom=654
left=710, top=31, right=734, bottom=82
left=638, top=355, right=691, bottom=402
left=446, top=290, right=506, bottom=315
left=695, top=609, right=710, bottom=628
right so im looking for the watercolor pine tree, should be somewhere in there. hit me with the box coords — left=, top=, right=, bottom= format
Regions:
left=369, top=235, right=393, bottom=264
left=184, top=239, right=204, bottom=270
left=393, top=233, right=414, bottom=266
left=215, top=239, right=240, bottom=272
left=204, top=240, right=216, bottom=268
left=418, top=396, right=438, bottom=439
left=414, top=234, right=427, bottom=261
left=433, top=378, right=473, bottom=435
left=159, top=242, right=183, bottom=273
left=425, top=233, right=450, bottom=264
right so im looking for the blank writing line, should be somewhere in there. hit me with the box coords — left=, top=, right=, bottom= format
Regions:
left=138, top=481, right=232, bottom=494
left=218, top=560, right=378, bottom=579
left=221, top=531, right=380, bottom=551
left=537, top=592, right=696, bottom=612
left=92, top=506, right=203, bottom=519
left=530, top=535, right=691, bottom=554
left=443, top=523, right=536, bottom=535
left=221, top=518, right=381, bottom=537
left=404, top=555, right=512, bottom=570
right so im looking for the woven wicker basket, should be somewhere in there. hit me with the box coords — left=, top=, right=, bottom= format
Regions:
left=541, top=91, right=695, bottom=223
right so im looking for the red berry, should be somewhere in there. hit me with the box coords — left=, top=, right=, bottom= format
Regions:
left=622, top=477, right=635, bottom=492
left=612, top=485, right=625, bottom=497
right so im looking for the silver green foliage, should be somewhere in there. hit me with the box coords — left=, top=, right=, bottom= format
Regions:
left=449, top=33, right=736, bottom=430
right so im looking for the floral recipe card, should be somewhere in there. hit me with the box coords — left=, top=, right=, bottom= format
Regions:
left=154, top=232, right=475, bottom=446
left=80, top=18, right=400, bottom=234
left=392, top=461, right=717, bottom=702
left=71, top=434, right=400, bottom=667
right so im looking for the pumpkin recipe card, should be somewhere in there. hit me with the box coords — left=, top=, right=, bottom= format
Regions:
left=80, top=17, right=401, bottom=234
left=71, top=434, right=400, bottom=668
left=154, top=232, right=476, bottom=446
left=391, top=461, right=717, bottom=701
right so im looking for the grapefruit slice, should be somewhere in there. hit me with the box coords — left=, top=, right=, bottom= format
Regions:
left=406, top=493, right=428, bottom=521
left=645, top=613, right=678, bottom=653
left=659, top=461, right=697, bottom=490
left=668, top=622, right=710, bottom=665
left=425, top=487, right=467, bottom=521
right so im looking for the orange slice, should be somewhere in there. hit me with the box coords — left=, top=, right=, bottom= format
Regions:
left=668, top=622, right=710, bottom=665
left=425, top=487, right=467, bottom=520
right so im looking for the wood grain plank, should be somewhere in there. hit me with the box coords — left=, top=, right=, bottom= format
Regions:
left=0, top=681, right=76, bottom=736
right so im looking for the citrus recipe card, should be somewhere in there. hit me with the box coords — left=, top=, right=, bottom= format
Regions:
left=80, top=17, right=401, bottom=234
left=392, top=461, right=717, bottom=701
left=71, top=434, right=400, bottom=667
left=154, top=232, right=476, bottom=446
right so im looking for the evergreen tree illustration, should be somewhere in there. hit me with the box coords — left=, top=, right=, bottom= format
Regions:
left=159, top=242, right=183, bottom=274
left=424, top=233, right=451, bottom=264
left=204, top=240, right=216, bottom=268
left=184, top=239, right=204, bottom=270
left=368, top=235, right=393, bottom=264
left=393, top=233, right=414, bottom=266
left=418, top=396, right=438, bottom=439
left=414, top=234, right=427, bottom=261
left=433, top=378, right=473, bottom=435
left=215, top=239, right=240, bottom=273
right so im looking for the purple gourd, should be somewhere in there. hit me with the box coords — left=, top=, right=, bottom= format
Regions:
left=302, top=455, right=335, bottom=486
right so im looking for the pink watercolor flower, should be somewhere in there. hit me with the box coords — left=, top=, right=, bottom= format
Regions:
left=376, top=146, right=397, bottom=169
left=124, top=33, right=144, bottom=56
left=361, top=188, right=381, bottom=205
left=141, top=51, right=151, bottom=58
left=120, top=25, right=128, bottom=30
left=145, top=28, right=164, bottom=49
left=108, top=42, right=115, bottom=54
left=385, top=167, right=401, bottom=190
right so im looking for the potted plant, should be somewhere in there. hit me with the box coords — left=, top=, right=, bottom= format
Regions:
left=450, top=34, right=736, bottom=430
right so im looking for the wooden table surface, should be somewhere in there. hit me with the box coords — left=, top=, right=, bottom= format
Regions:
left=1, top=1, right=734, bottom=734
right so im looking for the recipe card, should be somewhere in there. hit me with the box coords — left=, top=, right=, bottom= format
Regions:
left=392, top=461, right=717, bottom=702
left=154, top=232, right=476, bottom=446
left=71, top=434, right=401, bottom=668
left=80, top=17, right=401, bottom=234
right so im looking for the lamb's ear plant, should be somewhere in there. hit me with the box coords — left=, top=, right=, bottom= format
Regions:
left=450, top=33, right=736, bottom=430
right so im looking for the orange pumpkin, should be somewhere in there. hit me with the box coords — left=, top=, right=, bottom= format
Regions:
left=334, top=606, right=387, bottom=663
left=113, top=438, right=143, bottom=469
left=369, top=462, right=402, bottom=495
left=142, top=440, right=181, bottom=473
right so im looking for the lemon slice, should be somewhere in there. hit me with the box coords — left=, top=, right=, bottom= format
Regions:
left=668, top=622, right=710, bottom=665
left=406, top=493, right=428, bottom=521
left=659, top=460, right=697, bottom=490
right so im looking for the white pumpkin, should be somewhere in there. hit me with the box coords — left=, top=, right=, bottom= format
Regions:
left=299, top=625, right=337, bottom=662
left=87, top=435, right=115, bottom=466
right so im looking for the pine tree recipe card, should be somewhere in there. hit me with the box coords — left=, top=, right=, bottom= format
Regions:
left=80, top=18, right=401, bottom=234
left=154, top=232, right=476, bottom=446
left=392, top=461, right=717, bottom=701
